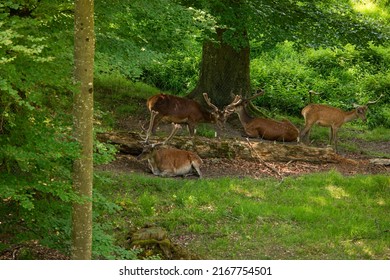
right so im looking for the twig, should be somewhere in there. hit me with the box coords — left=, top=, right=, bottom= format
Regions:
left=245, top=138, right=283, bottom=180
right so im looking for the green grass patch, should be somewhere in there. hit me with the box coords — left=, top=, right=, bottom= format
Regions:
left=95, top=171, right=390, bottom=260
left=195, top=123, right=217, bottom=138
left=354, top=126, right=390, bottom=142
left=94, top=73, right=159, bottom=120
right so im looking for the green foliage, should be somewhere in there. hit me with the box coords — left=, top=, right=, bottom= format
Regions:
left=195, top=123, right=216, bottom=138
left=95, top=0, right=206, bottom=93
left=182, top=0, right=390, bottom=49
left=0, top=0, right=118, bottom=258
left=250, top=42, right=390, bottom=127
left=0, top=0, right=77, bottom=214
left=142, top=46, right=201, bottom=94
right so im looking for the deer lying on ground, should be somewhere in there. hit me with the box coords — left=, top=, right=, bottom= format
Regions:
left=137, top=122, right=203, bottom=178
left=223, top=90, right=299, bottom=142
left=144, top=92, right=225, bottom=142
left=300, top=91, right=383, bottom=151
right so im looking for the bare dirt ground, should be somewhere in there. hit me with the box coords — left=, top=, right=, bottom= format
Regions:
left=98, top=116, right=390, bottom=179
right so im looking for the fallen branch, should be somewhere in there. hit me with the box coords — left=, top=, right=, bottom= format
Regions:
left=97, top=131, right=344, bottom=163
left=246, top=138, right=283, bottom=179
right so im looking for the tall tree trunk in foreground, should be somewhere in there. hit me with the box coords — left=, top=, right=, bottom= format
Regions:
left=72, top=0, right=95, bottom=260
left=188, top=28, right=251, bottom=108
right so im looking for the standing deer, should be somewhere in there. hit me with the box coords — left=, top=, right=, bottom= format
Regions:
left=144, top=92, right=225, bottom=142
left=223, top=90, right=300, bottom=142
left=300, top=92, right=383, bottom=151
left=138, top=122, right=203, bottom=178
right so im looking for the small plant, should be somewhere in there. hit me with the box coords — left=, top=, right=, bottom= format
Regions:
left=195, top=124, right=217, bottom=138
left=139, top=192, right=157, bottom=217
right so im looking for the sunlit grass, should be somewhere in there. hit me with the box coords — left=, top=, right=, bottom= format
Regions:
left=355, top=126, right=390, bottom=142
left=95, top=171, right=390, bottom=259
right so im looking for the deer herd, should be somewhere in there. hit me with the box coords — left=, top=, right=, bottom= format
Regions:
left=137, top=90, right=382, bottom=178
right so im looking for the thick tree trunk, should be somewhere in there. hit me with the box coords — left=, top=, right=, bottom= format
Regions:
left=72, top=0, right=95, bottom=260
left=188, top=29, right=251, bottom=108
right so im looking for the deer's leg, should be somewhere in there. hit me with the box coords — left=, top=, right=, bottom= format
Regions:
left=151, top=115, right=163, bottom=135
left=300, top=124, right=312, bottom=144
left=301, top=117, right=318, bottom=144
left=147, top=160, right=160, bottom=175
left=187, top=123, right=196, bottom=136
left=192, top=162, right=202, bottom=179
left=331, top=126, right=339, bottom=152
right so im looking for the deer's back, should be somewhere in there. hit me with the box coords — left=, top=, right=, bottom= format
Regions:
left=246, top=118, right=299, bottom=141
left=147, top=94, right=205, bottom=122
left=302, top=104, right=347, bottom=127
left=153, top=148, right=202, bottom=166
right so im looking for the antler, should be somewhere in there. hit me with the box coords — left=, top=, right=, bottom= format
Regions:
left=308, top=90, right=321, bottom=103
left=222, top=95, right=242, bottom=115
left=160, top=123, right=181, bottom=145
left=203, top=93, right=219, bottom=112
left=353, top=93, right=384, bottom=108
left=246, top=88, right=265, bottom=101
left=308, top=90, right=321, bottom=95
left=224, top=89, right=265, bottom=112
left=144, top=123, right=181, bottom=148
left=366, top=94, right=384, bottom=105
left=143, top=110, right=159, bottom=143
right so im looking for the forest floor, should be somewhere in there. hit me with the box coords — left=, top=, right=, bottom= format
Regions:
left=2, top=115, right=388, bottom=260
left=99, top=115, right=390, bottom=179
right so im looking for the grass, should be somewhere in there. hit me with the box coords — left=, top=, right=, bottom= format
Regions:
left=354, top=126, right=390, bottom=142
left=94, top=73, right=159, bottom=119
left=195, top=123, right=217, bottom=138
left=95, top=171, right=390, bottom=260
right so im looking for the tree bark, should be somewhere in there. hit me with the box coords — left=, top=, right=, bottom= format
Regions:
left=187, top=28, right=251, bottom=108
left=72, top=0, right=95, bottom=260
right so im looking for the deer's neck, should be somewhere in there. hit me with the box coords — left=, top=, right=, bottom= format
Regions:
left=344, top=110, right=359, bottom=123
left=235, top=106, right=253, bottom=126
left=198, top=107, right=215, bottom=123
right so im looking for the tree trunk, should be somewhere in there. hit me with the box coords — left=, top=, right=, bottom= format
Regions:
left=72, top=0, right=95, bottom=260
left=188, top=28, right=251, bottom=108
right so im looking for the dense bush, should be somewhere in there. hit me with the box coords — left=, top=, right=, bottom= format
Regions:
left=249, top=42, right=390, bottom=127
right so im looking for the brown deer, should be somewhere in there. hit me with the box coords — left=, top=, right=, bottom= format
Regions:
left=138, top=122, right=203, bottom=178
left=144, top=92, right=225, bottom=142
left=223, top=90, right=300, bottom=142
left=300, top=91, right=383, bottom=151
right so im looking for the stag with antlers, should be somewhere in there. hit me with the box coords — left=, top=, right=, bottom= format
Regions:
left=223, top=90, right=299, bottom=142
left=300, top=91, right=383, bottom=151
left=138, top=123, right=203, bottom=178
left=143, top=93, right=225, bottom=142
